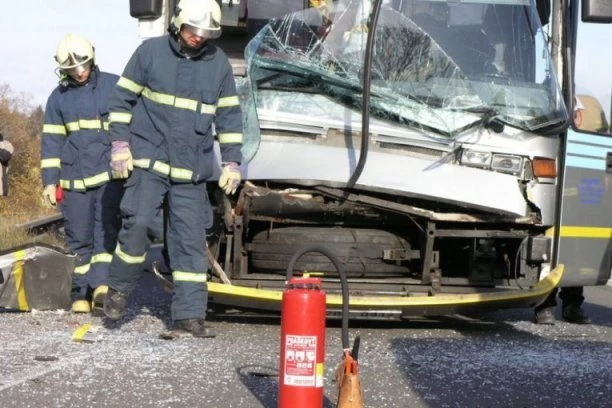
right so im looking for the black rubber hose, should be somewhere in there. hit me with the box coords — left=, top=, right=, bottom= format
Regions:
left=286, top=245, right=350, bottom=350
left=346, top=0, right=383, bottom=189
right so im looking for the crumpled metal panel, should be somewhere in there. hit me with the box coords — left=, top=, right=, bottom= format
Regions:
left=0, top=244, right=74, bottom=311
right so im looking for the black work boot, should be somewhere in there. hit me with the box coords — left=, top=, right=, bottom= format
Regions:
left=534, top=307, right=556, bottom=325
left=175, top=319, right=216, bottom=338
left=562, top=305, right=591, bottom=324
left=103, top=287, right=129, bottom=321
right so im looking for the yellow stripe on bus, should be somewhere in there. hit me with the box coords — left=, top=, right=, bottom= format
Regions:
left=546, top=226, right=612, bottom=238
left=208, top=265, right=563, bottom=308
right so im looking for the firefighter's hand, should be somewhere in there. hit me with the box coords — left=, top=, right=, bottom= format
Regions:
left=0, top=140, right=14, bottom=155
left=219, top=162, right=241, bottom=195
left=42, top=184, right=57, bottom=207
left=110, top=141, right=133, bottom=179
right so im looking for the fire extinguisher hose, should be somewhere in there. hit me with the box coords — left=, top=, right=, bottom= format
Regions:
left=286, top=245, right=350, bottom=351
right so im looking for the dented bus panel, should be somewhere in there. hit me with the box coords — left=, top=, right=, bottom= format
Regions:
left=207, top=0, right=571, bottom=313
left=207, top=0, right=609, bottom=316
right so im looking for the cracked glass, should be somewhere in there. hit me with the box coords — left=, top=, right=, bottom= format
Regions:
left=241, top=0, right=569, bottom=143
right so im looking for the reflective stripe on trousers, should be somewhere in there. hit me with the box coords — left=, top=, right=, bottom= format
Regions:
left=61, top=181, right=123, bottom=300
left=108, top=169, right=212, bottom=321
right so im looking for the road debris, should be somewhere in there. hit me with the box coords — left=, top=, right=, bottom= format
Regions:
left=72, top=322, right=101, bottom=343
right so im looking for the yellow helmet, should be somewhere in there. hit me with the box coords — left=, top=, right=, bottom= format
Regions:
left=171, top=0, right=222, bottom=39
left=55, top=33, right=95, bottom=74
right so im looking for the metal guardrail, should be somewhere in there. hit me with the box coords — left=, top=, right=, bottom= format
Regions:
left=16, top=213, right=64, bottom=236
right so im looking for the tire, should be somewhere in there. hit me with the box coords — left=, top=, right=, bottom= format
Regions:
left=249, top=226, right=412, bottom=277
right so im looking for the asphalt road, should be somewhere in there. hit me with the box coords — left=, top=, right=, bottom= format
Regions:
left=1, top=274, right=611, bottom=408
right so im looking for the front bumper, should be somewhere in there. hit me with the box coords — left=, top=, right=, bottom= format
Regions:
left=208, top=265, right=563, bottom=318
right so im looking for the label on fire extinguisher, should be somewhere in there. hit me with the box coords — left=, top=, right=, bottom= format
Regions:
left=284, top=335, right=322, bottom=387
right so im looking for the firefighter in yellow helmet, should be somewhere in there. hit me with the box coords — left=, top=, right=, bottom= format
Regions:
left=40, top=33, right=123, bottom=315
left=103, top=0, right=243, bottom=337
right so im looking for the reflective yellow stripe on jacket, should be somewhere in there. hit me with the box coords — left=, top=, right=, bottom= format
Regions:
left=117, top=76, right=144, bottom=95
left=218, top=133, right=243, bottom=144
left=109, top=112, right=133, bottom=125
left=59, top=171, right=110, bottom=190
left=141, top=87, right=218, bottom=115
left=41, top=158, right=61, bottom=169
left=116, top=79, right=244, bottom=144
left=132, top=159, right=194, bottom=181
left=173, top=271, right=208, bottom=283
left=43, top=124, right=67, bottom=135
left=65, top=119, right=108, bottom=132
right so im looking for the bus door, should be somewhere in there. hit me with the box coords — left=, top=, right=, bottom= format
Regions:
left=556, top=0, right=612, bottom=286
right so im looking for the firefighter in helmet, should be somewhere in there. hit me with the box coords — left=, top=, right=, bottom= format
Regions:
left=103, top=0, right=243, bottom=337
left=40, top=33, right=123, bottom=314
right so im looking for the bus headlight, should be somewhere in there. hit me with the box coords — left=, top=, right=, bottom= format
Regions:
left=460, top=150, right=491, bottom=168
left=491, top=154, right=523, bottom=174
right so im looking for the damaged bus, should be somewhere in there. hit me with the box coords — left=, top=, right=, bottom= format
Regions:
left=2, top=0, right=611, bottom=318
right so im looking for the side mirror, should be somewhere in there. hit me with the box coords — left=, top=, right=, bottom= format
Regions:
left=536, top=0, right=551, bottom=26
left=130, top=0, right=164, bottom=19
left=582, top=0, right=612, bottom=23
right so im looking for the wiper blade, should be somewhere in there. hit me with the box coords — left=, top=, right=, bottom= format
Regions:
left=456, top=106, right=497, bottom=116
left=253, top=56, right=388, bottom=98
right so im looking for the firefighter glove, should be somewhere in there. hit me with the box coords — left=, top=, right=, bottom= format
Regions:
left=111, top=141, right=133, bottom=179
left=0, top=140, right=14, bottom=155
left=219, top=162, right=241, bottom=195
left=43, top=184, right=57, bottom=207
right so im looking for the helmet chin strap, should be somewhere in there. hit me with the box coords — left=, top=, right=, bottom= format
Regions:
left=55, top=67, right=71, bottom=86
left=177, top=36, right=206, bottom=57
left=55, top=65, right=94, bottom=87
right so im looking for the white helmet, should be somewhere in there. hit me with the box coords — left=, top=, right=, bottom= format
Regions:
left=171, top=0, right=222, bottom=39
left=55, top=33, right=95, bottom=75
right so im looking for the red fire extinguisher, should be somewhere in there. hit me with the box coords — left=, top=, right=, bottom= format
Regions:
left=279, top=245, right=355, bottom=408
left=278, top=275, right=326, bottom=407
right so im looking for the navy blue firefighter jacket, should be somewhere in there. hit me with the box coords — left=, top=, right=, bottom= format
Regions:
left=41, top=66, right=119, bottom=191
left=107, top=34, right=243, bottom=183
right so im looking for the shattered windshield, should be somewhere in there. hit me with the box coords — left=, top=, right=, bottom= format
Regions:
left=244, top=0, right=569, bottom=138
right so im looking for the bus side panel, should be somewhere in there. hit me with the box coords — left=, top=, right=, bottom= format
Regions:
left=557, top=129, right=612, bottom=286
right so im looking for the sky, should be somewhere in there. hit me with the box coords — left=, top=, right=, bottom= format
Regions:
left=0, top=0, right=610, bottom=118
left=1, top=0, right=143, bottom=108
left=574, top=22, right=612, bottom=118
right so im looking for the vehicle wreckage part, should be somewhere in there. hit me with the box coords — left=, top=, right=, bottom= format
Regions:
left=236, top=182, right=549, bottom=290
left=249, top=227, right=414, bottom=277
left=0, top=244, right=73, bottom=311
left=208, top=264, right=563, bottom=318
left=72, top=323, right=97, bottom=343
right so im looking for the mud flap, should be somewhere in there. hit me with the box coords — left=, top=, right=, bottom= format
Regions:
left=0, top=244, right=74, bottom=311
